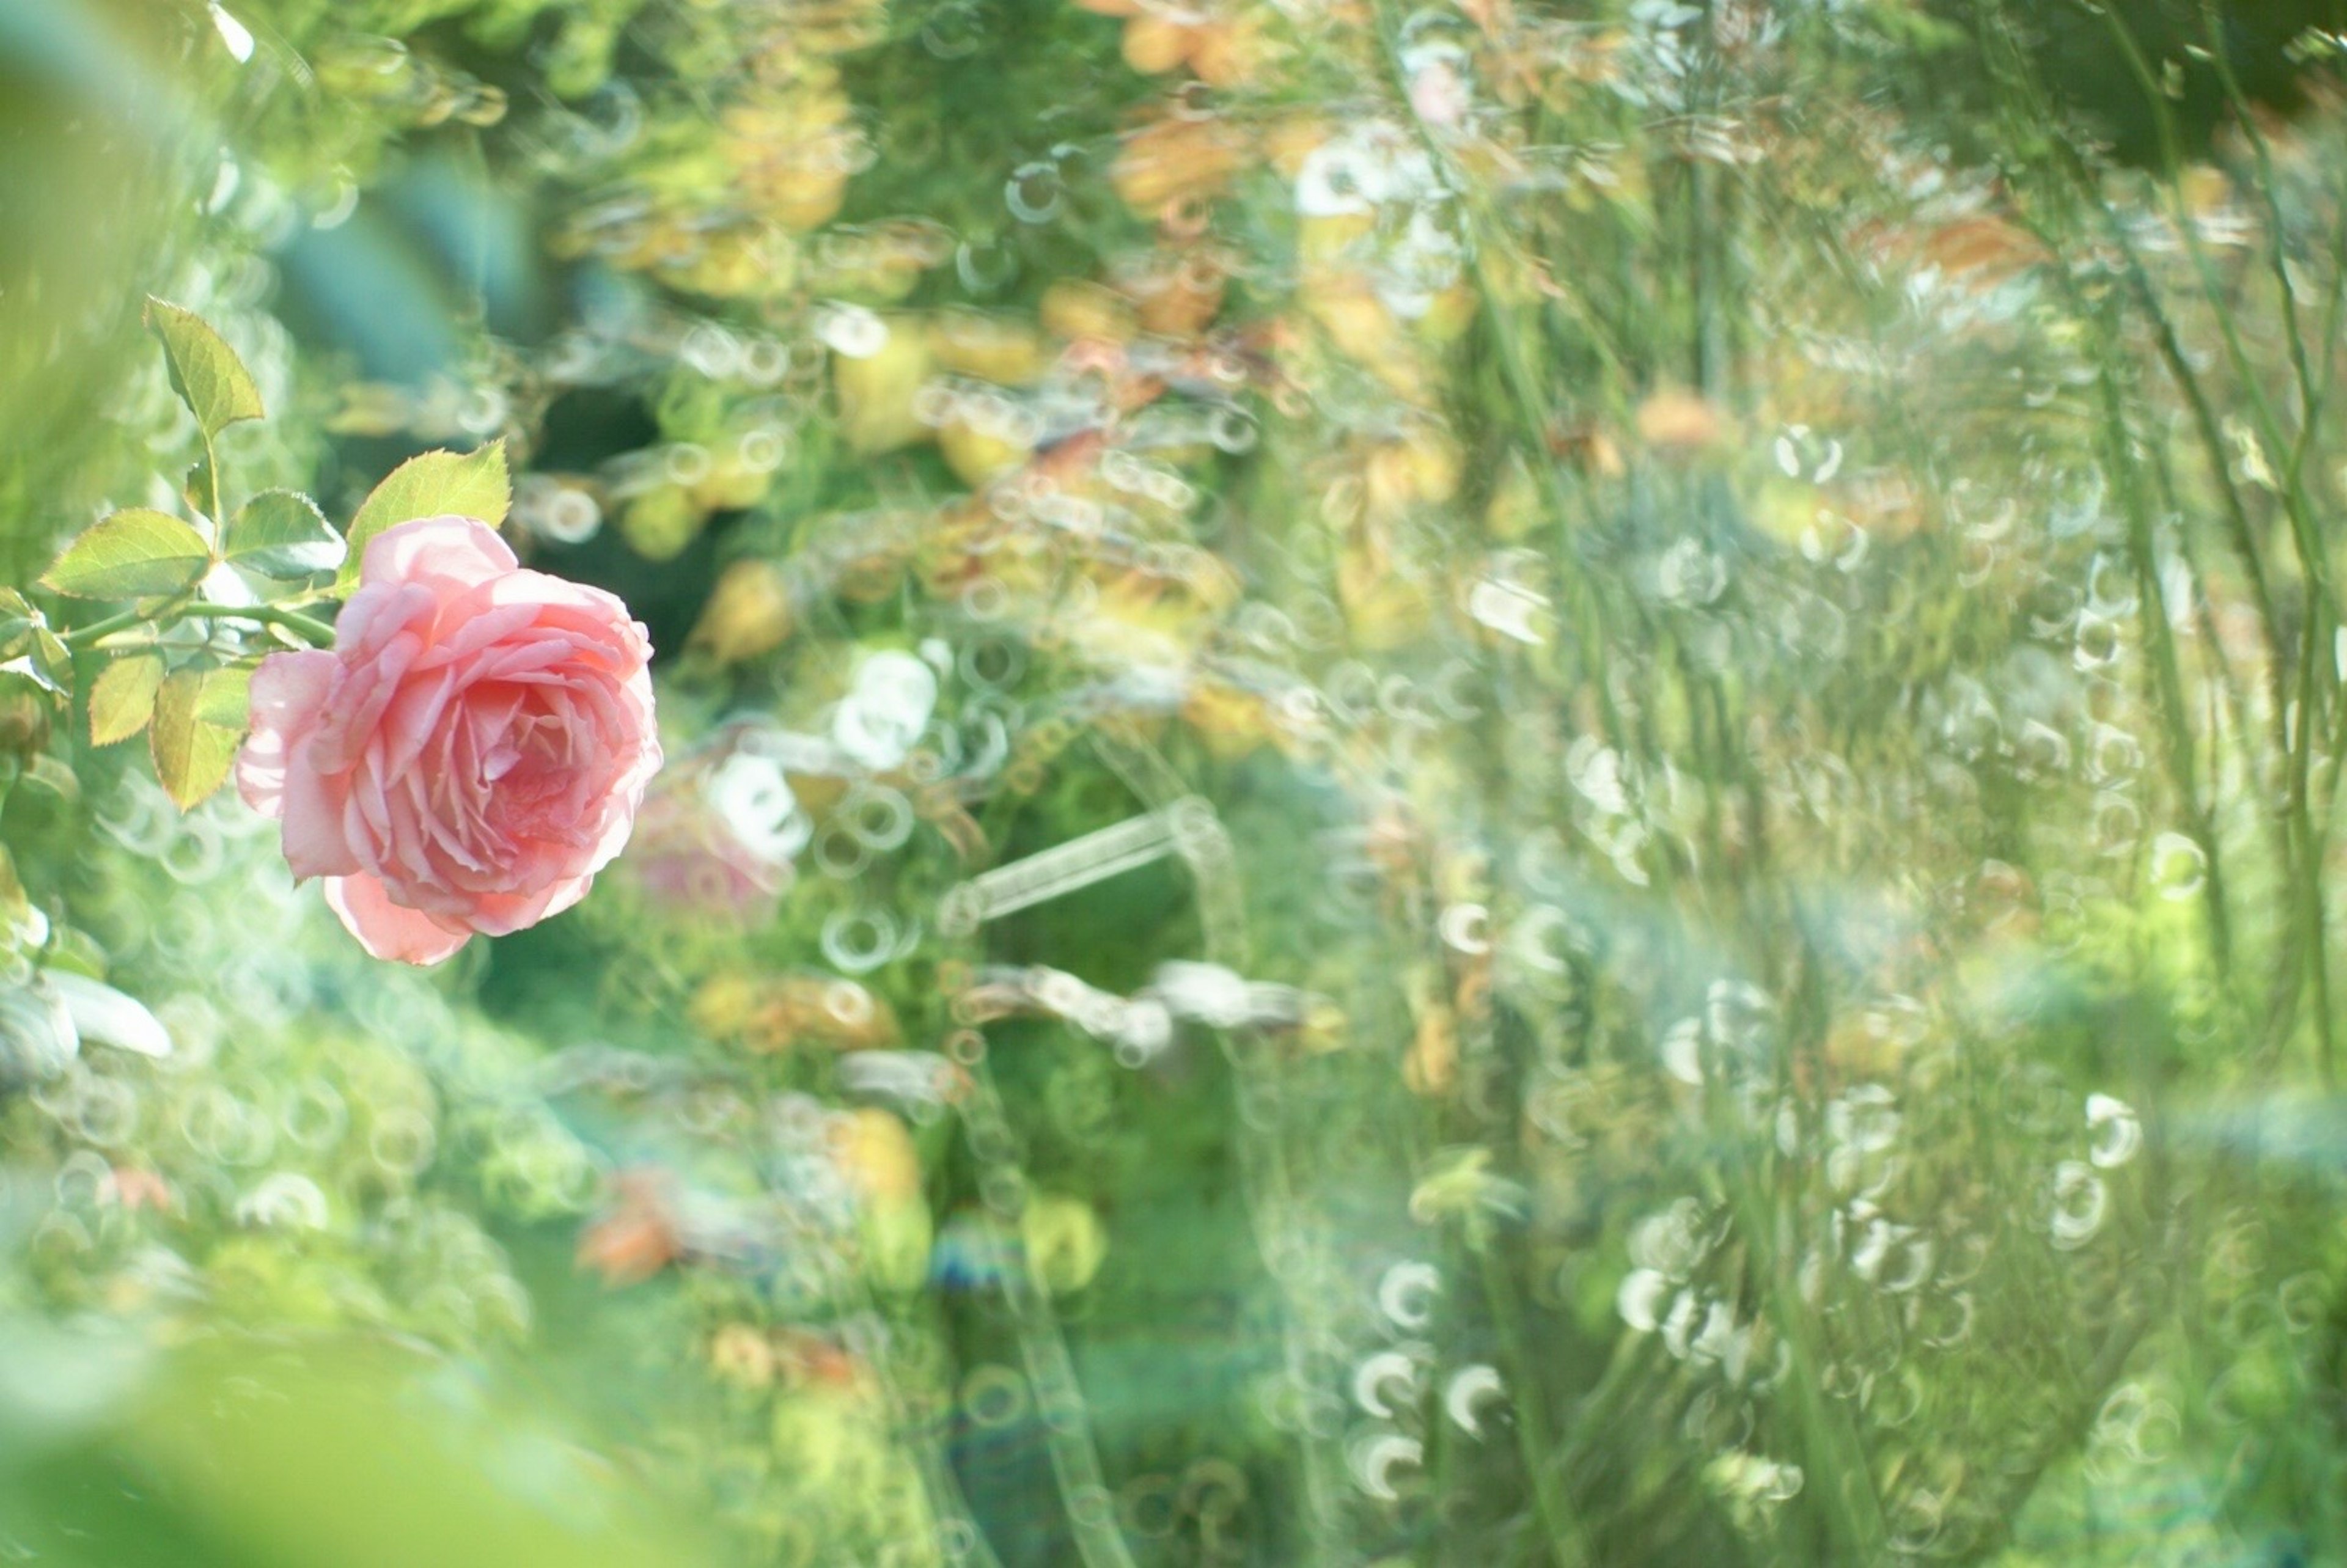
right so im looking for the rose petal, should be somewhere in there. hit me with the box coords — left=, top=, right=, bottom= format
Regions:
left=361, top=515, right=519, bottom=596
left=331, top=580, right=437, bottom=663
left=413, top=601, right=541, bottom=671
left=235, top=650, right=337, bottom=818
left=380, top=665, right=459, bottom=777
left=307, top=630, right=423, bottom=773
left=483, top=569, right=648, bottom=651
left=323, top=874, right=472, bottom=965
left=278, top=753, right=361, bottom=881
left=454, top=877, right=576, bottom=937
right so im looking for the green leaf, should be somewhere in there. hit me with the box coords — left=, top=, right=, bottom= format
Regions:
left=32, top=627, right=70, bottom=687
left=89, top=654, right=166, bottom=746
left=224, top=490, right=345, bottom=579
left=149, top=664, right=251, bottom=809
left=340, top=441, right=510, bottom=583
left=0, top=656, right=61, bottom=700
left=0, top=599, right=62, bottom=694
left=194, top=663, right=252, bottom=726
left=40, top=509, right=213, bottom=599
left=182, top=455, right=216, bottom=521
left=144, top=298, right=263, bottom=440
left=0, top=588, right=40, bottom=651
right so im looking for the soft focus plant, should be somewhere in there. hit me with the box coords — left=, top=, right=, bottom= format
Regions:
left=7, top=0, right=2347, bottom=1565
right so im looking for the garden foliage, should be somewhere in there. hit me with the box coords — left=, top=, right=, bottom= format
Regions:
left=4, top=0, right=2347, bottom=1564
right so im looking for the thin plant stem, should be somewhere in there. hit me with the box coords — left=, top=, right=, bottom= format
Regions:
left=2082, top=300, right=2237, bottom=968
left=65, top=599, right=337, bottom=651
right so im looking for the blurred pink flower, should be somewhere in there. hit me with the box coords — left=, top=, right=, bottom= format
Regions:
left=1408, top=60, right=1470, bottom=128
left=237, top=515, right=661, bottom=964
left=626, top=738, right=803, bottom=923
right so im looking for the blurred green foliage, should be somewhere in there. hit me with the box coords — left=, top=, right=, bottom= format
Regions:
left=7, top=0, right=2347, bottom=1565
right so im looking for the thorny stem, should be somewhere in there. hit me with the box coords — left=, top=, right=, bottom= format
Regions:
left=60, top=595, right=191, bottom=651
left=202, top=437, right=226, bottom=554
left=65, top=598, right=337, bottom=651
left=174, top=602, right=339, bottom=645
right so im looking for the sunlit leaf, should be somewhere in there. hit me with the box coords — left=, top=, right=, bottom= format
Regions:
left=149, top=664, right=251, bottom=809
left=182, top=454, right=217, bottom=521
left=31, top=628, right=70, bottom=687
left=0, top=589, right=39, bottom=651
left=89, top=654, right=165, bottom=746
left=224, top=490, right=345, bottom=579
left=340, top=441, right=511, bottom=584
left=144, top=298, right=263, bottom=440
left=0, top=658, right=60, bottom=702
left=40, top=509, right=212, bottom=599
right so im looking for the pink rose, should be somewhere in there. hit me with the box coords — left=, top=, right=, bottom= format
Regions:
left=237, top=515, right=661, bottom=965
